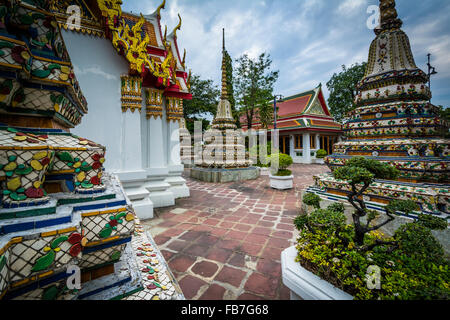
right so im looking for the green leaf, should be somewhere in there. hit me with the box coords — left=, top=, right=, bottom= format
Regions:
left=115, top=211, right=128, bottom=220
left=31, top=69, right=51, bottom=78
left=50, top=236, right=68, bottom=249
left=42, top=285, right=59, bottom=300
left=15, top=166, right=33, bottom=175
left=56, top=152, right=74, bottom=163
left=99, top=227, right=113, bottom=239
left=10, top=192, right=27, bottom=201
left=32, top=250, right=56, bottom=272
left=0, top=41, right=14, bottom=49
left=110, top=251, right=121, bottom=261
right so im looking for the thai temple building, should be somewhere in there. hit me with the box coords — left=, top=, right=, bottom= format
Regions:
left=190, top=30, right=258, bottom=183
left=309, top=0, right=450, bottom=220
left=241, top=84, right=343, bottom=164
left=50, top=0, right=192, bottom=220
left=0, top=0, right=183, bottom=300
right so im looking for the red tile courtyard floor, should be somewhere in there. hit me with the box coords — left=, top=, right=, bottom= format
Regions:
left=142, top=164, right=330, bottom=300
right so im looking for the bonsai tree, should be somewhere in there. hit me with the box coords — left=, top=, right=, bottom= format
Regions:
left=293, top=157, right=449, bottom=300
left=302, top=192, right=322, bottom=209
left=316, top=149, right=328, bottom=159
left=268, top=153, right=293, bottom=176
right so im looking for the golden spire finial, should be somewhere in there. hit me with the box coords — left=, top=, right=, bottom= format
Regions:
left=182, top=49, right=186, bottom=67
left=221, top=28, right=228, bottom=100
left=172, top=14, right=182, bottom=38
left=156, top=0, right=166, bottom=18
left=163, top=25, right=167, bottom=47
left=379, top=0, right=402, bottom=31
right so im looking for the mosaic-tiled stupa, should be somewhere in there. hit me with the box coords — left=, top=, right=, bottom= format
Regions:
left=190, top=30, right=258, bottom=182
left=309, top=0, right=449, bottom=218
left=0, top=0, right=182, bottom=300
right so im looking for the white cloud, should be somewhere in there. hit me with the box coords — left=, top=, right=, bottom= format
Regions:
left=337, top=0, right=367, bottom=16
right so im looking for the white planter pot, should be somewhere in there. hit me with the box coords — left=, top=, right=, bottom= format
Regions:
left=269, top=174, right=293, bottom=190
left=260, top=167, right=270, bottom=176
left=281, top=246, right=353, bottom=300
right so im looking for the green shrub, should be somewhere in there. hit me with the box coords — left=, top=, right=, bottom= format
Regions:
left=417, top=214, right=448, bottom=230
left=386, top=200, right=418, bottom=216
left=327, top=202, right=345, bottom=214
left=316, top=149, right=328, bottom=159
left=267, top=153, right=293, bottom=176
left=275, top=169, right=292, bottom=176
left=293, top=157, right=450, bottom=300
left=395, top=223, right=445, bottom=265
left=302, top=192, right=322, bottom=209
left=295, top=224, right=450, bottom=300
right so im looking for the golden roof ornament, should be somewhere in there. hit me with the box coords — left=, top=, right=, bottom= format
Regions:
left=182, top=49, right=186, bottom=68
left=156, top=0, right=166, bottom=19
left=221, top=28, right=228, bottom=100
left=379, top=0, right=403, bottom=32
left=172, top=14, right=182, bottom=38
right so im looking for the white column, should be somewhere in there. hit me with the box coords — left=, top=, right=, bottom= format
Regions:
left=116, top=108, right=155, bottom=220
left=289, top=135, right=295, bottom=159
left=315, top=134, right=321, bottom=150
left=303, top=133, right=311, bottom=163
left=166, top=119, right=190, bottom=199
left=142, top=101, right=175, bottom=211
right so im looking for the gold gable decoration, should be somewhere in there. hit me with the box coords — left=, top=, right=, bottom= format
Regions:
left=307, top=99, right=325, bottom=116
left=121, top=75, right=142, bottom=113
left=97, top=0, right=172, bottom=85
left=145, top=88, right=164, bottom=119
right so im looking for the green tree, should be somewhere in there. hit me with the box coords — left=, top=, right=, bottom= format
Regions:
left=326, top=62, right=367, bottom=122
left=234, top=53, right=279, bottom=129
left=183, top=74, right=220, bottom=133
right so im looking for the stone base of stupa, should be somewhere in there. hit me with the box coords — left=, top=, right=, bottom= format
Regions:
left=190, top=166, right=260, bottom=183
left=310, top=173, right=449, bottom=216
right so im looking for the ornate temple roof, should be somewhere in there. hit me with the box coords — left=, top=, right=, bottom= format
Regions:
left=241, top=84, right=342, bottom=132
left=50, top=0, right=191, bottom=100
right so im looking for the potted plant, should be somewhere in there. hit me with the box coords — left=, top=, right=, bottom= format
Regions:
left=268, top=153, right=294, bottom=190
left=282, top=157, right=449, bottom=300
left=315, top=149, right=328, bottom=164
left=250, top=142, right=279, bottom=176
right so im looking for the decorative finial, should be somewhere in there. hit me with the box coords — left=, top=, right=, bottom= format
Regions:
left=163, top=25, right=167, bottom=47
left=156, top=0, right=166, bottom=18
left=182, top=49, right=186, bottom=67
left=379, top=0, right=402, bottom=31
left=172, top=14, right=182, bottom=38
left=187, top=69, right=192, bottom=90
left=221, top=28, right=228, bottom=100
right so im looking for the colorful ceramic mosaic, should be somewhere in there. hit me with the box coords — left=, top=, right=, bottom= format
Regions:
left=313, top=0, right=450, bottom=217
left=0, top=0, right=185, bottom=301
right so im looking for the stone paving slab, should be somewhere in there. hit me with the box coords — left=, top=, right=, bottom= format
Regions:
left=142, top=164, right=330, bottom=300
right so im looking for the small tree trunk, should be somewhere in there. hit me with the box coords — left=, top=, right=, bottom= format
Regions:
left=352, top=214, right=366, bottom=246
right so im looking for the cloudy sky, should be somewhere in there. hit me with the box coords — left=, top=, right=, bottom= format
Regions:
left=123, top=0, right=450, bottom=109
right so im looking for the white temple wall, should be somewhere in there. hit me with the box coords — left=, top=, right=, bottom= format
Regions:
left=61, top=31, right=189, bottom=220
left=62, top=31, right=128, bottom=172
